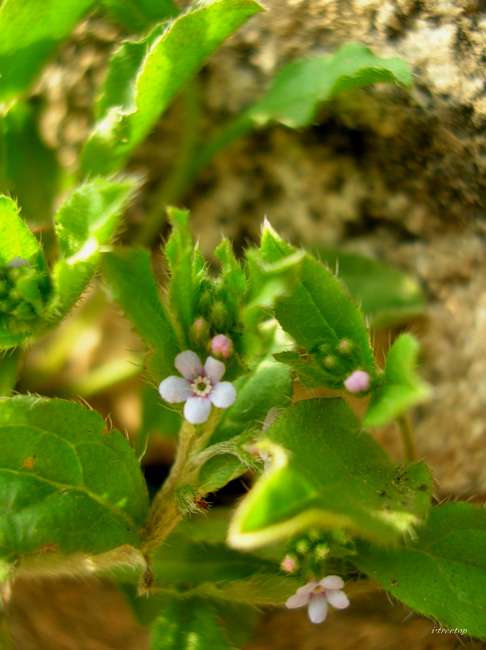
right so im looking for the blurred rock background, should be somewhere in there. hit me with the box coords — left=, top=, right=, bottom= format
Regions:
left=7, top=0, right=486, bottom=647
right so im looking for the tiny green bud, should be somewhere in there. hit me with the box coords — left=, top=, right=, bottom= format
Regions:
left=314, top=543, right=329, bottom=561
left=337, top=339, right=352, bottom=354
left=296, top=538, right=311, bottom=555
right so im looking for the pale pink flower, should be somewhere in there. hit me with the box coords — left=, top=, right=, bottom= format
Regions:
left=210, top=334, right=233, bottom=359
left=159, top=350, right=236, bottom=425
left=285, top=576, right=350, bottom=624
left=343, top=370, right=371, bottom=394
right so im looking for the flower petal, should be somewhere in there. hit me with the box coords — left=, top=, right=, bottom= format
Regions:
left=308, top=593, right=328, bottom=624
left=204, top=356, right=225, bottom=383
left=296, top=581, right=318, bottom=596
left=326, top=589, right=350, bottom=610
left=183, top=396, right=211, bottom=424
left=285, top=593, right=310, bottom=609
left=175, top=351, right=203, bottom=380
left=319, top=575, right=344, bottom=590
left=209, top=381, right=237, bottom=408
left=159, top=377, right=192, bottom=403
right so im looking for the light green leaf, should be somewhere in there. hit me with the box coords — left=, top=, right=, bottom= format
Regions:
left=313, top=248, right=425, bottom=329
left=0, top=0, right=95, bottom=102
left=0, top=196, right=42, bottom=265
left=228, top=399, right=433, bottom=550
left=363, top=333, right=431, bottom=427
left=101, top=248, right=180, bottom=382
left=82, top=0, right=263, bottom=174
left=50, top=176, right=138, bottom=321
left=191, top=44, right=412, bottom=176
left=95, top=24, right=166, bottom=120
left=0, top=102, right=61, bottom=224
left=0, top=395, right=149, bottom=571
left=355, top=502, right=486, bottom=639
left=98, top=0, right=178, bottom=33
left=248, top=43, right=412, bottom=128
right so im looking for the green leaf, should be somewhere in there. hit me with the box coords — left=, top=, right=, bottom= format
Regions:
left=363, top=334, right=431, bottom=427
left=0, top=102, right=61, bottom=224
left=82, top=0, right=263, bottom=174
left=0, top=0, right=96, bottom=102
left=190, top=44, right=412, bottom=175
left=101, top=248, right=180, bottom=382
left=0, top=349, right=20, bottom=396
left=0, top=196, right=42, bottom=265
left=261, top=223, right=374, bottom=389
left=209, top=356, right=293, bottom=446
left=150, top=597, right=231, bottom=650
left=145, top=516, right=298, bottom=605
left=313, top=248, right=425, bottom=329
left=95, top=24, right=166, bottom=120
left=355, top=502, right=486, bottom=639
left=228, top=399, right=433, bottom=550
left=50, top=176, right=138, bottom=321
left=165, top=207, right=195, bottom=346
left=248, top=43, right=412, bottom=128
left=98, top=0, right=178, bottom=33
left=0, top=395, right=149, bottom=571
left=214, top=238, right=247, bottom=296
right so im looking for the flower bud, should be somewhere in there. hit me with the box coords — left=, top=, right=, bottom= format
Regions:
left=343, top=370, right=371, bottom=394
left=281, top=554, right=298, bottom=572
left=210, top=333, right=233, bottom=359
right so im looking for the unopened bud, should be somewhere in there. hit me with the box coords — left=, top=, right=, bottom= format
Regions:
left=344, top=370, right=371, bottom=394
left=210, top=334, right=233, bottom=359
left=281, top=554, right=298, bottom=572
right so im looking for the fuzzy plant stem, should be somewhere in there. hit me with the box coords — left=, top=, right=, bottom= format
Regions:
left=141, top=420, right=195, bottom=555
left=397, top=413, right=417, bottom=462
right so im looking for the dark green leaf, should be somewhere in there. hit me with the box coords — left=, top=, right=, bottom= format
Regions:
left=209, top=356, right=293, bottom=446
left=82, top=0, right=263, bottom=174
left=363, top=334, right=431, bottom=427
left=228, top=399, right=432, bottom=549
left=98, top=0, right=178, bottom=34
left=0, top=396, right=149, bottom=571
left=0, top=102, right=61, bottom=224
left=101, top=248, right=180, bottom=382
left=355, top=502, right=486, bottom=639
left=0, top=0, right=95, bottom=102
left=150, top=597, right=231, bottom=650
left=314, top=248, right=425, bottom=329
left=261, top=223, right=374, bottom=389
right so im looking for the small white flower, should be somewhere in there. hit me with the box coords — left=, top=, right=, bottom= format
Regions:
left=285, top=576, right=350, bottom=624
left=159, top=350, right=237, bottom=425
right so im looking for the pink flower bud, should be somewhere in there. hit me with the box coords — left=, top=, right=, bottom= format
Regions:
left=210, top=334, right=233, bottom=359
left=281, top=554, right=298, bottom=572
left=343, top=370, right=371, bottom=394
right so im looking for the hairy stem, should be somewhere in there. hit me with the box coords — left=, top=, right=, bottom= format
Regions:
left=397, top=413, right=416, bottom=462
